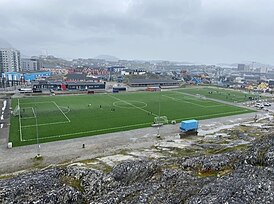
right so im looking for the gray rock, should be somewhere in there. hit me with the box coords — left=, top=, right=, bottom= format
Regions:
left=1, top=135, right=274, bottom=203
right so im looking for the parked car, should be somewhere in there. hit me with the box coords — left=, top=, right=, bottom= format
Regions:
left=264, top=103, right=271, bottom=107
left=255, top=103, right=261, bottom=108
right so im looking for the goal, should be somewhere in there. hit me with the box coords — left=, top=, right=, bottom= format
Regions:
left=13, top=105, right=20, bottom=116
left=154, top=116, right=168, bottom=125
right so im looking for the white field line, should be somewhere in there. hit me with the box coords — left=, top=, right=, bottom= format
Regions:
left=162, top=94, right=206, bottom=107
left=167, top=91, right=227, bottom=108
left=18, top=99, right=23, bottom=141
left=21, top=116, right=36, bottom=120
left=21, top=106, right=34, bottom=110
left=108, top=94, right=158, bottom=117
left=22, top=121, right=70, bottom=128
left=52, top=101, right=71, bottom=122
left=162, top=94, right=204, bottom=107
left=172, top=89, right=249, bottom=102
left=19, top=101, right=53, bottom=105
left=22, top=121, right=152, bottom=142
left=162, top=94, right=225, bottom=108
left=20, top=101, right=70, bottom=128
left=20, top=101, right=70, bottom=141
left=32, top=107, right=36, bottom=118
left=173, top=109, right=250, bottom=122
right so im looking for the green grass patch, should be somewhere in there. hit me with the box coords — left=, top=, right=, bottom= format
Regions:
left=0, top=174, right=14, bottom=180
left=178, top=86, right=267, bottom=102
left=206, top=144, right=250, bottom=155
left=197, top=168, right=232, bottom=178
left=61, top=176, right=85, bottom=193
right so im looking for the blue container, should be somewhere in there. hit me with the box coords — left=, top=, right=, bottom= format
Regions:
left=180, top=119, right=198, bottom=132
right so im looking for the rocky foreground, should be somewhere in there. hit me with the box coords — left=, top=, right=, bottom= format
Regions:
left=1, top=134, right=274, bottom=204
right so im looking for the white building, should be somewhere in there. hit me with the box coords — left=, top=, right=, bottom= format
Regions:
left=121, top=69, right=146, bottom=76
left=0, top=48, right=21, bottom=73
left=21, top=58, right=39, bottom=71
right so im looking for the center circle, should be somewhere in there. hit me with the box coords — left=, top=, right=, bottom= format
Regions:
left=113, top=100, right=147, bottom=109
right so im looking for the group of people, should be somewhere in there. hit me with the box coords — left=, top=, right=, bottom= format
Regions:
left=88, top=104, right=117, bottom=112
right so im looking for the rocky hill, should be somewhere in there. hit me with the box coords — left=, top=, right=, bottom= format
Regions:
left=1, top=133, right=274, bottom=204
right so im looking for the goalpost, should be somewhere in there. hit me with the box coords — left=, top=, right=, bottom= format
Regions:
left=13, top=104, right=20, bottom=116
left=154, top=116, right=168, bottom=125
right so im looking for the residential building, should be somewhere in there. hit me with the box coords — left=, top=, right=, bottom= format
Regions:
left=21, top=58, right=40, bottom=71
left=121, top=69, right=146, bottom=76
left=23, top=71, right=52, bottom=81
left=238, top=64, right=245, bottom=72
left=0, top=48, right=21, bottom=73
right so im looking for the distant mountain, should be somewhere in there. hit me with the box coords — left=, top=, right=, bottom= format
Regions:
left=95, top=55, right=119, bottom=62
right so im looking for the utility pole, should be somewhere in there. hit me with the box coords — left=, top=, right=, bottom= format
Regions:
left=34, top=106, right=41, bottom=157
left=157, top=89, right=161, bottom=138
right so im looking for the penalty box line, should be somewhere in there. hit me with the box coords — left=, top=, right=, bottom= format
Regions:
left=20, top=101, right=71, bottom=128
left=20, top=101, right=71, bottom=142
left=162, top=94, right=206, bottom=107
left=52, top=101, right=71, bottom=122
left=162, top=94, right=225, bottom=108
left=108, top=94, right=158, bottom=117
left=21, top=121, right=70, bottom=128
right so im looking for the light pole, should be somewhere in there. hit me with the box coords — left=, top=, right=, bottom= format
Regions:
left=157, top=88, right=161, bottom=138
left=35, top=106, right=40, bottom=157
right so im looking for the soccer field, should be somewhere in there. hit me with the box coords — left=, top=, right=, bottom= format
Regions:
left=9, top=90, right=254, bottom=146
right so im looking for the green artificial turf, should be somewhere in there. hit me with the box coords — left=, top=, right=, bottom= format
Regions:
left=178, top=86, right=265, bottom=102
left=9, top=90, right=254, bottom=146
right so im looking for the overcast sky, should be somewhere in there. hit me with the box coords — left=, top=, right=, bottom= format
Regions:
left=0, top=0, right=274, bottom=64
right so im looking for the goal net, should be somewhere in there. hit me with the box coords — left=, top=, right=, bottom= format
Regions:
left=13, top=105, right=20, bottom=116
left=154, top=116, right=168, bottom=125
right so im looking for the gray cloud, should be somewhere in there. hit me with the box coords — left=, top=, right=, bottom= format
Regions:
left=0, top=0, right=274, bottom=64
